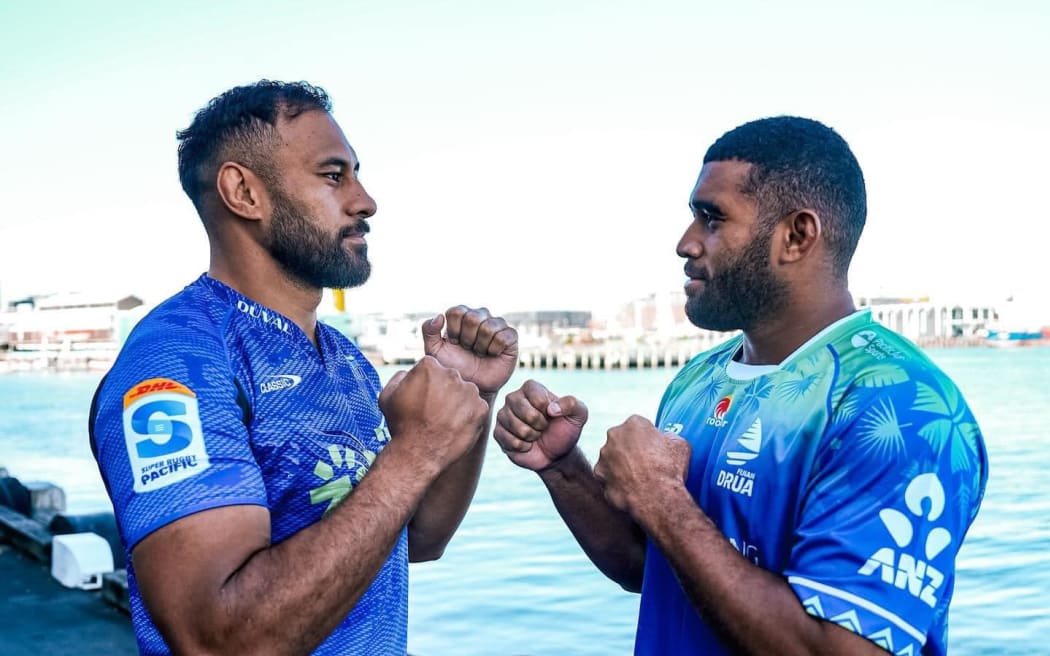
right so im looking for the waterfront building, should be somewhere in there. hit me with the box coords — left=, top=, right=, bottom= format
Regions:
left=0, top=292, right=145, bottom=371
left=857, top=296, right=998, bottom=343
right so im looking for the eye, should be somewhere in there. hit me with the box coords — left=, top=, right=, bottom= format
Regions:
left=699, top=209, right=723, bottom=230
left=322, top=171, right=343, bottom=183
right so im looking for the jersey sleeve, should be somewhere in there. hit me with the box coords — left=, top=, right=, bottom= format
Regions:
left=91, top=319, right=268, bottom=551
left=783, top=369, right=987, bottom=655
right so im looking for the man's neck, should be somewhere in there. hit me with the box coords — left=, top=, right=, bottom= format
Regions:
left=737, top=287, right=856, bottom=365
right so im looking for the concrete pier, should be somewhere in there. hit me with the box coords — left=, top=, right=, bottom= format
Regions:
left=0, top=473, right=135, bottom=654
left=519, top=344, right=707, bottom=370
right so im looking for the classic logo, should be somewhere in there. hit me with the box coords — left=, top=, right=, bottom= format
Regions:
left=858, top=473, right=952, bottom=608
left=662, top=422, right=684, bottom=435
left=260, top=374, right=302, bottom=394
left=707, top=396, right=733, bottom=427
left=122, top=377, right=209, bottom=493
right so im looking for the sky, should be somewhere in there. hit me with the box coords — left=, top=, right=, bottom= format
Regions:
left=1, top=0, right=1047, bottom=317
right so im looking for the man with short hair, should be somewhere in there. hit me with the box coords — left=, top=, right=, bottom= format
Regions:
left=495, top=116, right=987, bottom=655
left=90, top=80, right=518, bottom=655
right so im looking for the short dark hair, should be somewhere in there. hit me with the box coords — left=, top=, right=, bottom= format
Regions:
left=704, top=116, right=867, bottom=275
left=176, top=80, right=332, bottom=210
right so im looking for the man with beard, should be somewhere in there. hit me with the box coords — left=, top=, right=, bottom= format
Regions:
left=89, top=80, right=518, bottom=655
left=494, top=116, right=987, bottom=655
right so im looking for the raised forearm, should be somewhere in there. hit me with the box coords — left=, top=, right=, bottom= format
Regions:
left=408, top=400, right=492, bottom=561
left=638, top=485, right=885, bottom=656
left=539, top=447, right=647, bottom=592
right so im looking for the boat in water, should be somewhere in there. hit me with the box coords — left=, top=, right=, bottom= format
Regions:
left=983, top=296, right=1050, bottom=347
left=985, top=327, right=1050, bottom=347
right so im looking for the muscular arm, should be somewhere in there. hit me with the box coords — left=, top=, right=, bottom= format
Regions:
left=134, top=439, right=442, bottom=656
left=636, top=483, right=888, bottom=655
left=408, top=307, right=518, bottom=561
left=407, top=395, right=492, bottom=562
left=537, top=447, right=647, bottom=592
left=494, top=381, right=646, bottom=592
left=597, top=415, right=889, bottom=656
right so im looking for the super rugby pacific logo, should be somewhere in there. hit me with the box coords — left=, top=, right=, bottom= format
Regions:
left=122, top=377, right=210, bottom=493
left=707, top=396, right=732, bottom=427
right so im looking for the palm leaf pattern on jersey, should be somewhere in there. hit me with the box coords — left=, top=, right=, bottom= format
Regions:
left=828, top=391, right=862, bottom=434
left=669, top=354, right=717, bottom=400
left=826, top=345, right=863, bottom=432
left=955, top=479, right=976, bottom=522
left=856, top=398, right=906, bottom=458
left=778, top=369, right=823, bottom=403
left=913, top=380, right=982, bottom=482
left=696, top=378, right=725, bottom=408
left=737, top=376, right=775, bottom=416
left=855, top=363, right=910, bottom=388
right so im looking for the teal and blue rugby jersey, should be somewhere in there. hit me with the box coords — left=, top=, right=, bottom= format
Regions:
left=636, top=310, right=988, bottom=656
left=90, top=274, right=406, bottom=656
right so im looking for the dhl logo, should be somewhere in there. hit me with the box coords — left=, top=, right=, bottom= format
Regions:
left=123, top=377, right=196, bottom=408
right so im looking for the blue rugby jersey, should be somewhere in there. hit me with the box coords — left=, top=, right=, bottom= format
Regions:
left=90, top=274, right=406, bottom=655
left=635, top=310, right=988, bottom=656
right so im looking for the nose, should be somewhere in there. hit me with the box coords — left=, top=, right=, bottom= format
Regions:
left=676, top=222, right=702, bottom=260
left=347, top=180, right=377, bottom=219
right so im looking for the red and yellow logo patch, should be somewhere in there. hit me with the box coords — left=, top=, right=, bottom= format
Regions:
left=123, top=378, right=196, bottom=408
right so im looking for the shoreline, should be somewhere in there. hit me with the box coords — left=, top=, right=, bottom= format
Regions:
left=0, top=336, right=1027, bottom=375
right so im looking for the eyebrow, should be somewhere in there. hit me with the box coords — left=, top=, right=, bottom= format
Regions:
left=317, top=156, right=360, bottom=173
left=689, top=198, right=725, bottom=216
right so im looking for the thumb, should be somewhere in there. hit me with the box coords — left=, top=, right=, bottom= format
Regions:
left=378, top=370, right=408, bottom=412
left=421, top=314, right=445, bottom=356
left=547, top=395, right=589, bottom=426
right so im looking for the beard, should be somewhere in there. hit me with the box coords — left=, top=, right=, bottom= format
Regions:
left=267, top=186, right=371, bottom=290
left=684, top=231, right=789, bottom=332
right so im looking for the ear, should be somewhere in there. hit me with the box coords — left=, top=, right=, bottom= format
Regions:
left=776, top=209, right=821, bottom=265
left=215, top=162, right=269, bottom=221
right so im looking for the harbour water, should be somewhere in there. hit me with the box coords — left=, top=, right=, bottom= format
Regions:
left=0, top=348, right=1047, bottom=655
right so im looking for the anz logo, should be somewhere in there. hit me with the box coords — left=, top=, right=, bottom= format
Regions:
left=858, top=473, right=952, bottom=608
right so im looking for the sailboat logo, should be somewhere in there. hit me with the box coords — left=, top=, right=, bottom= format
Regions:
left=726, top=418, right=762, bottom=465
